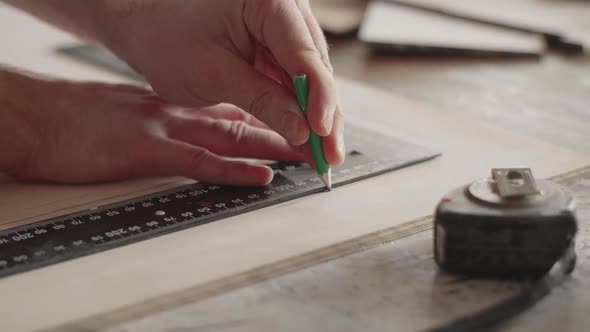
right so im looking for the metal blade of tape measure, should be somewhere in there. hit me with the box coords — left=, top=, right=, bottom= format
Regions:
left=0, top=125, right=439, bottom=279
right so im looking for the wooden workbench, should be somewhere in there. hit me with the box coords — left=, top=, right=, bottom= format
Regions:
left=1, top=2, right=589, bottom=331
left=108, top=170, right=590, bottom=332
left=109, top=12, right=590, bottom=332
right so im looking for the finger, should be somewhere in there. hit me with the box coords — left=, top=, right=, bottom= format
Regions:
left=131, top=138, right=274, bottom=186
left=322, top=106, right=345, bottom=165
left=244, top=0, right=338, bottom=136
left=294, top=0, right=333, bottom=73
left=185, top=50, right=310, bottom=146
left=192, top=104, right=269, bottom=129
left=166, top=117, right=304, bottom=162
left=294, top=0, right=345, bottom=166
left=295, top=106, right=344, bottom=171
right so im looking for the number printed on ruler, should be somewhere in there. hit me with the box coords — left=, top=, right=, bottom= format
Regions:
left=0, top=126, right=439, bottom=278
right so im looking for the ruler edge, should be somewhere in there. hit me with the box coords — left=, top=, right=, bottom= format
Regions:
left=0, top=150, right=440, bottom=279
left=42, top=165, right=590, bottom=332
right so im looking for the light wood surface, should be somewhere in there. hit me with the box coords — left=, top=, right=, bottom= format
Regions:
left=102, top=1, right=590, bottom=331
left=107, top=168, right=590, bottom=332
left=0, top=175, right=194, bottom=230
left=1, top=3, right=590, bottom=332
left=128, top=2, right=590, bottom=331
left=108, top=2, right=590, bottom=331
left=3, top=74, right=586, bottom=330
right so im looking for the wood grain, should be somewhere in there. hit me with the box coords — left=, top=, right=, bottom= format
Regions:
left=105, top=167, right=590, bottom=332
left=1, top=76, right=589, bottom=331
left=0, top=176, right=194, bottom=230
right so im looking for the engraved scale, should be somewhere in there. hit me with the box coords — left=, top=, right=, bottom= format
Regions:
left=0, top=126, right=439, bottom=278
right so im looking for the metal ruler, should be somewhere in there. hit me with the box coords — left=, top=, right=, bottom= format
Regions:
left=0, top=126, right=438, bottom=279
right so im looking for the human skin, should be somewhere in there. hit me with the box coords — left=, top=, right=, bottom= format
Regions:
left=0, top=0, right=344, bottom=185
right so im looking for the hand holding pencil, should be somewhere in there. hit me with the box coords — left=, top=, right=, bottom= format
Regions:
left=294, top=74, right=333, bottom=190
left=1, top=0, right=345, bottom=186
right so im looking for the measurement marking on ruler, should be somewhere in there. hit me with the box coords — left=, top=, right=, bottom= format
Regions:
left=0, top=126, right=440, bottom=279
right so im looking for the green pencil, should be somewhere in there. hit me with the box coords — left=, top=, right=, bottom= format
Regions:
left=293, top=73, right=332, bottom=190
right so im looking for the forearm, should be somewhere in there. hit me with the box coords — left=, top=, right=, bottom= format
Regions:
left=2, top=0, right=111, bottom=43
left=0, top=67, right=46, bottom=174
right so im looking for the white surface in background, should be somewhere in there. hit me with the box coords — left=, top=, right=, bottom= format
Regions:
left=401, top=0, right=590, bottom=49
left=359, top=1, right=545, bottom=54
left=0, top=3, right=136, bottom=84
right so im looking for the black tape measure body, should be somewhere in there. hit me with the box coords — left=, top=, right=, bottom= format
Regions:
left=434, top=169, right=577, bottom=279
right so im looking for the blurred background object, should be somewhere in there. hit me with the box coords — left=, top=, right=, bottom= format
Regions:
left=311, top=0, right=368, bottom=37
left=359, top=1, right=545, bottom=57
left=312, top=0, right=588, bottom=56
left=391, top=0, right=588, bottom=53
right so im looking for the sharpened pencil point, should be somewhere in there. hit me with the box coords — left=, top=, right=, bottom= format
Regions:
left=321, top=171, right=332, bottom=191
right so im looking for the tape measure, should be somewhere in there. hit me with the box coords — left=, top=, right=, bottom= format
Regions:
left=434, top=168, right=578, bottom=279
left=0, top=126, right=438, bottom=279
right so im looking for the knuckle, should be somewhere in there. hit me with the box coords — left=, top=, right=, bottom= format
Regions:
left=204, top=118, right=229, bottom=139
left=295, top=47, right=322, bottom=59
left=227, top=121, right=249, bottom=145
left=248, top=88, right=275, bottom=120
left=186, top=147, right=211, bottom=168
left=209, top=119, right=250, bottom=146
left=296, top=47, right=333, bottom=73
left=227, top=105, right=251, bottom=122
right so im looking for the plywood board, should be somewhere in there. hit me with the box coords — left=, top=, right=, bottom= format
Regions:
left=359, top=1, right=545, bottom=56
left=0, top=177, right=196, bottom=230
left=2, top=79, right=590, bottom=331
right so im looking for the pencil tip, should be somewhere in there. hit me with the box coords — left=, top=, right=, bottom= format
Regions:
left=321, top=171, right=332, bottom=191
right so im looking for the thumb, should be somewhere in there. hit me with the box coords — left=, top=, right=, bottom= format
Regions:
left=243, top=0, right=338, bottom=136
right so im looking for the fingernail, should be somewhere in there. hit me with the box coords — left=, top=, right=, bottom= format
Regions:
left=259, top=166, right=274, bottom=185
left=338, top=136, right=345, bottom=157
left=322, top=106, right=335, bottom=134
